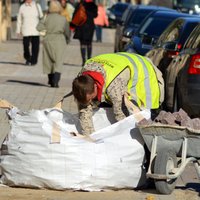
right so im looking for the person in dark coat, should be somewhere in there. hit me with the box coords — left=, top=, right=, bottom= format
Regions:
left=72, top=0, right=97, bottom=66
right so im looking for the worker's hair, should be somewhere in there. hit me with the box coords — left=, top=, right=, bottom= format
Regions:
left=72, top=75, right=95, bottom=105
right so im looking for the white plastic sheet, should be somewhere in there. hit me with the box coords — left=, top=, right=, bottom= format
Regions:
left=0, top=107, right=150, bottom=191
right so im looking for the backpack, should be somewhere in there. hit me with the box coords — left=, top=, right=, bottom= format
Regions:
left=71, top=3, right=87, bottom=26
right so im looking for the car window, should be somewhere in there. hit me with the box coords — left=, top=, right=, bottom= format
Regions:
left=181, top=22, right=200, bottom=42
left=194, top=34, right=200, bottom=49
left=190, top=29, right=200, bottom=49
left=156, top=19, right=183, bottom=45
left=138, top=16, right=177, bottom=37
left=127, top=10, right=154, bottom=28
left=114, top=4, right=128, bottom=13
left=121, top=6, right=135, bottom=22
left=184, top=25, right=200, bottom=49
left=165, top=27, right=179, bottom=42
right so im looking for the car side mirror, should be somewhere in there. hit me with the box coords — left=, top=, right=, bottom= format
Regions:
left=163, top=42, right=176, bottom=50
left=123, top=28, right=135, bottom=38
left=152, top=38, right=158, bottom=46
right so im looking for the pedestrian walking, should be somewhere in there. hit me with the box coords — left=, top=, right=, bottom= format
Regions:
left=71, top=0, right=97, bottom=66
left=66, top=0, right=75, bottom=21
left=59, top=0, right=71, bottom=22
left=94, top=1, right=109, bottom=42
left=37, top=0, right=70, bottom=88
left=16, top=0, right=43, bottom=66
left=72, top=52, right=164, bottom=135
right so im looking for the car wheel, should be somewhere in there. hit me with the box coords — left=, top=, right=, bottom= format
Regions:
left=154, top=149, right=178, bottom=194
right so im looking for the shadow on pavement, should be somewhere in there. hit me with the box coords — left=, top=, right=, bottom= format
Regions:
left=0, top=61, right=24, bottom=65
left=63, top=63, right=81, bottom=67
left=6, top=80, right=48, bottom=87
left=176, top=183, right=200, bottom=196
left=135, top=188, right=159, bottom=195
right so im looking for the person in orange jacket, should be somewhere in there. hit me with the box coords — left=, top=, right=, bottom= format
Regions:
left=59, top=0, right=71, bottom=22
left=94, top=2, right=109, bottom=42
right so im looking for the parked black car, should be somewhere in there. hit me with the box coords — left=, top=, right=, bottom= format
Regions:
left=146, top=16, right=200, bottom=75
left=150, top=0, right=200, bottom=15
left=173, top=0, right=200, bottom=15
left=124, top=10, right=192, bottom=55
left=106, top=2, right=130, bottom=28
left=164, top=23, right=200, bottom=117
left=114, top=4, right=175, bottom=52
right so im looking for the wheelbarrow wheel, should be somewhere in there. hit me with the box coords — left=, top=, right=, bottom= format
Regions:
left=154, top=149, right=177, bottom=194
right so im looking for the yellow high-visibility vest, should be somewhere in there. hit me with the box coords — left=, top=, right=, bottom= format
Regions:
left=86, top=52, right=160, bottom=109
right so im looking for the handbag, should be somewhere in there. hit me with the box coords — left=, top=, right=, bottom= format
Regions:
left=71, top=3, right=87, bottom=26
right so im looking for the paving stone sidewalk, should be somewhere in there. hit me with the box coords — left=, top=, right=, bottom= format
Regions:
left=0, top=28, right=199, bottom=200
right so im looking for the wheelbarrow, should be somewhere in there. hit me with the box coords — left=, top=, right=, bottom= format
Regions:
left=137, top=123, right=200, bottom=194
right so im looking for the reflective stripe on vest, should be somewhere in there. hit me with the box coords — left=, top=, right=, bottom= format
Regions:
left=117, top=53, right=152, bottom=108
left=117, top=53, right=138, bottom=103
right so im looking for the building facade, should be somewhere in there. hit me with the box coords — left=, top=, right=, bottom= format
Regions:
left=0, top=0, right=11, bottom=42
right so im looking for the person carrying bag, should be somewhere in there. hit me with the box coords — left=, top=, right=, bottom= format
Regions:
left=71, top=3, right=87, bottom=27
left=71, top=0, right=97, bottom=66
left=35, top=2, right=47, bottom=36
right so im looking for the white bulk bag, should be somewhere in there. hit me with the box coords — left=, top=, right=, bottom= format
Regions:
left=0, top=106, right=150, bottom=191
